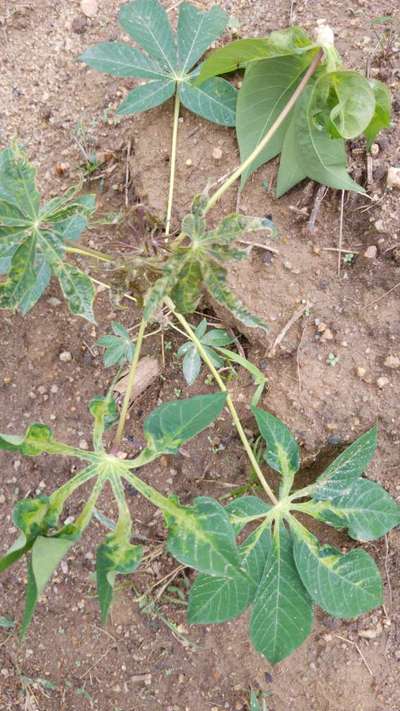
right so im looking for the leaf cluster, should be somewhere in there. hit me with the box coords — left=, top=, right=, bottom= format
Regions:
left=0, top=145, right=96, bottom=321
left=144, top=194, right=276, bottom=329
left=198, top=26, right=391, bottom=194
left=177, top=318, right=233, bottom=385
left=81, top=0, right=237, bottom=126
left=1, top=392, right=398, bottom=664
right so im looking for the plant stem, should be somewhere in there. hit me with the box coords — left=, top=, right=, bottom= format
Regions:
left=123, top=469, right=176, bottom=515
left=65, top=244, right=114, bottom=263
left=114, top=318, right=147, bottom=448
left=165, top=298, right=278, bottom=506
left=204, top=49, right=323, bottom=214
left=165, top=91, right=181, bottom=238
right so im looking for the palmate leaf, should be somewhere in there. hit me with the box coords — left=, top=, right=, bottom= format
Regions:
left=81, top=0, right=236, bottom=126
left=250, top=525, right=313, bottom=664
left=292, top=526, right=382, bottom=618
left=97, top=321, right=135, bottom=368
left=0, top=146, right=96, bottom=321
left=177, top=319, right=233, bottom=385
left=144, top=203, right=275, bottom=328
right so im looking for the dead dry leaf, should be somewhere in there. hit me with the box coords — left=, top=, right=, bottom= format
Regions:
left=113, top=356, right=160, bottom=403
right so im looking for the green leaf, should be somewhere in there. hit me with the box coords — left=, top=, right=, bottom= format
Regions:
left=252, top=407, right=300, bottom=491
left=0, top=616, right=15, bottom=629
left=144, top=392, right=226, bottom=454
left=197, top=28, right=315, bottom=83
left=167, top=496, right=241, bottom=576
left=277, top=85, right=365, bottom=197
left=116, top=78, right=176, bottom=116
left=54, top=262, right=95, bottom=322
left=0, top=146, right=97, bottom=320
left=80, top=42, right=167, bottom=79
left=0, top=423, right=54, bottom=456
left=188, top=524, right=271, bottom=624
left=203, top=262, right=268, bottom=330
left=21, top=536, right=74, bottom=635
left=119, top=0, right=177, bottom=72
left=292, top=527, right=383, bottom=618
left=89, top=395, right=118, bottom=447
left=364, top=79, right=391, bottom=148
left=226, top=495, right=270, bottom=533
left=250, top=691, right=262, bottom=711
left=210, top=214, right=276, bottom=242
left=236, top=55, right=311, bottom=186
left=201, top=328, right=233, bottom=347
left=96, top=534, right=143, bottom=623
left=97, top=321, right=135, bottom=367
left=170, top=258, right=202, bottom=313
left=319, top=479, right=400, bottom=541
left=316, top=71, right=375, bottom=139
left=180, top=77, right=237, bottom=126
left=313, top=425, right=378, bottom=500
left=250, top=525, right=313, bottom=664
left=177, top=3, right=228, bottom=74
left=143, top=254, right=183, bottom=321
left=182, top=345, right=201, bottom=385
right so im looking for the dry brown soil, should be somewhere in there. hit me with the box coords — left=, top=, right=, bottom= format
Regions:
left=0, top=1, right=400, bottom=710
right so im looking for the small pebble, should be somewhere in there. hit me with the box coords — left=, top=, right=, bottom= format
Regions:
left=185, top=158, right=192, bottom=167
left=80, top=0, right=98, bottom=17
left=384, top=355, right=400, bottom=369
left=370, top=143, right=379, bottom=157
left=377, top=376, right=389, bottom=388
left=356, top=366, right=367, bottom=378
left=364, top=245, right=377, bottom=259
left=0, top=494, right=6, bottom=504
left=387, top=166, right=400, bottom=190
left=59, top=351, right=72, bottom=363
left=212, top=147, right=223, bottom=161
left=321, top=328, right=334, bottom=341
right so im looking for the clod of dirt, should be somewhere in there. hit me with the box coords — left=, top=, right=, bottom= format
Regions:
left=212, top=147, right=223, bottom=161
left=80, top=0, right=98, bottom=18
left=114, top=356, right=160, bottom=403
left=59, top=351, right=72, bottom=363
left=364, top=245, right=377, bottom=259
left=377, top=376, right=390, bottom=389
left=387, top=166, right=400, bottom=190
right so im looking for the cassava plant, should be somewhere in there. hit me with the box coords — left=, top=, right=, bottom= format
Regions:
left=0, top=314, right=399, bottom=663
left=81, top=0, right=237, bottom=233
left=0, top=5, right=397, bottom=670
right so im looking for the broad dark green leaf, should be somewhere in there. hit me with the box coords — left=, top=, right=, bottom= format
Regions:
left=119, top=0, right=177, bottom=71
left=144, top=392, right=227, bottom=454
left=315, top=71, right=375, bottom=139
left=80, top=42, right=167, bottom=79
left=177, top=3, right=228, bottom=73
left=292, top=528, right=382, bottom=618
left=21, top=536, right=74, bottom=635
left=252, top=407, right=300, bottom=490
left=167, top=496, right=241, bottom=577
left=179, top=77, right=237, bottom=126
left=201, top=328, right=233, bottom=347
left=364, top=79, right=391, bottom=148
left=117, top=78, right=176, bottom=115
left=250, top=525, right=313, bottom=664
left=202, top=262, right=268, bottom=330
left=313, top=425, right=378, bottom=500
left=188, top=524, right=271, bottom=624
left=0, top=146, right=97, bottom=320
left=319, top=479, right=400, bottom=541
left=277, top=85, right=365, bottom=197
left=237, top=55, right=310, bottom=186
left=96, top=534, right=143, bottom=622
